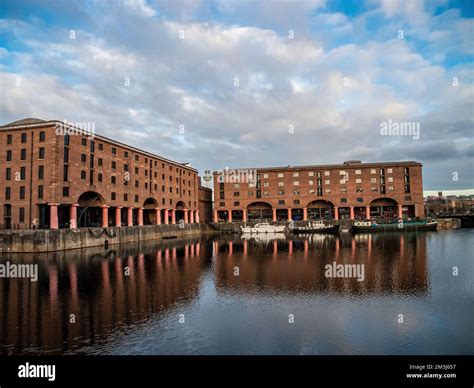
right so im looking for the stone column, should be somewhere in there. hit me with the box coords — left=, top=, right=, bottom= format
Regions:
left=303, top=207, right=308, bottom=221
left=49, top=203, right=59, bottom=230
left=350, top=206, right=354, bottom=220
left=101, top=205, right=109, bottom=228
left=164, top=209, right=169, bottom=225
left=171, top=209, right=176, bottom=224
left=127, top=207, right=134, bottom=226
left=228, top=210, right=232, bottom=223
left=366, top=206, right=371, bottom=219
left=138, top=207, right=144, bottom=226
left=69, top=203, right=78, bottom=229
left=398, top=204, right=403, bottom=219
left=115, top=207, right=122, bottom=227
left=334, top=207, right=339, bottom=221
left=272, top=208, right=277, bottom=222
left=287, top=208, right=292, bottom=221
left=195, top=210, right=200, bottom=223
left=155, top=208, right=161, bottom=225
left=184, top=209, right=188, bottom=224
left=213, top=210, right=218, bottom=223
left=243, top=209, right=248, bottom=222
left=190, top=210, right=194, bottom=223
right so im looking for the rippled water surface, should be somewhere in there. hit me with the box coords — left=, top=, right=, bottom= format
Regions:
left=1, top=229, right=473, bottom=355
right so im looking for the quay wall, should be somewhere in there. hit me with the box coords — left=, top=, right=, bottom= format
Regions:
left=0, top=224, right=217, bottom=253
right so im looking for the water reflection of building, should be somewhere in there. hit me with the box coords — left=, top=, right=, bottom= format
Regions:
left=213, top=233, right=428, bottom=295
left=0, top=239, right=210, bottom=355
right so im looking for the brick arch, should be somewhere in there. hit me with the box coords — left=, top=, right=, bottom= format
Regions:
left=77, top=191, right=105, bottom=207
left=306, top=199, right=335, bottom=208
left=143, top=197, right=159, bottom=209
left=370, top=197, right=398, bottom=207
left=246, top=201, right=273, bottom=210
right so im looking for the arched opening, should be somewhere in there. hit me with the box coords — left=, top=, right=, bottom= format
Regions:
left=143, top=198, right=159, bottom=225
left=247, top=202, right=272, bottom=222
left=175, top=200, right=186, bottom=222
left=370, top=197, right=398, bottom=219
left=307, top=200, right=334, bottom=220
left=77, top=191, right=105, bottom=227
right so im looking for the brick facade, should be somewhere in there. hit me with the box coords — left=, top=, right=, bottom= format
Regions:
left=0, top=119, right=206, bottom=229
left=212, top=160, right=425, bottom=222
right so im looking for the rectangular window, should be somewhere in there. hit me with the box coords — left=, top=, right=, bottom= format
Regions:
left=63, top=165, right=68, bottom=181
left=292, top=172, right=299, bottom=177
left=112, top=147, right=117, bottom=155
left=20, top=167, right=26, bottom=180
left=38, top=165, right=44, bottom=179
left=63, top=187, right=69, bottom=197
left=39, top=131, right=45, bottom=142
left=112, top=161, right=116, bottom=169
left=6, top=150, right=12, bottom=161
left=98, top=173, right=103, bottom=182
left=90, top=141, right=95, bottom=153
left=81, top=154, right=87, bottom=162
left=124, top=194, right=128, bottom=201
left=277, top=173, right=284, bottom=178
left=371, top=169, right=376, bottom=174
left=387, top=168, right=393, bottom=174
left=278, top=182, right=284, bottom=187
left=82, top=138, right=87, bottom=146
left=324, top=171, right=330, bottom=176
left=356, top=197, right=363, bottom=203
left=325, top=179, right=330, bottom=184
left=112, top=176, right=116, bottom=184
left=21, top=133, right=27, bottom=143
left=294, top=199, right=300, bottom=205
left=124, top=151, right=128, bottom=158
left=111, top=192, right=116, bottom=200
left=64, top=135, right=69, bottom=146
left=7, top=134, right=12, bottom=144
left=64, top=147, right=69, bottom=163
left=278, top=200, right=285, bottom=205
left=355, top=178, right=362, bottom=184
left=340, top=198, right=348, bottom=203
left=21, top=149, right=26, bottom=160
left=98, top=158, right=103, bottom=166
left=19, top=208, right=25, bottom=223
left=89, top=170, right=94, bottom=185
left=98, top=143, right=103, bottom=151
left=234, top=201, right=240, bottom=206
left=263, top=173, right=269, bottom=178
left=39, top=147, right=45, bottom=159
left=293, top=181, right=299, bottom=186
left=81, top=171, right=86, bottom=179
left=309, top=180, right=314, bottom=185
left=20, top=186, right=26, bottom=200
left=5, top=168, right=11, bottom=181
left=5, top=187, right=11, bottom=200
left=355, top=169, right=362, bottom=175
left=233, top=192, right=239, bottom=196
left=309, top=189, right=315, bottom=194
left=308, top=171, right=314, bottom=176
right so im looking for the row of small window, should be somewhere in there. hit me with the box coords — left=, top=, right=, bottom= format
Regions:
left=255, top=168, right=399, bottom=180
left=5, top=132, right=46, bottom=144
left=5, top=148, right=45, bottom=161
left=75, top=137, right=193, bottom=176
left=233, top=177, right=398, bottom=188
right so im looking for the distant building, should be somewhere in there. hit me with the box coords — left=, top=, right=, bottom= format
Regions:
left=0, top=118, right=207, bottom=229
left=213, top=160, right=425, bottom=222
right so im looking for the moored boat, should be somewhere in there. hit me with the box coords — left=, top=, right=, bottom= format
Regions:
left=291, top=220, right=339, bottom=234
left=352, top=219, right=437, bottom=233
left=240, top=222, right=286, bottom=234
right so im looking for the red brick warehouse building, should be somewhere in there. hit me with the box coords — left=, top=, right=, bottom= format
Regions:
left=0, top=118, right=210, bottom=229
left=213, top=160, right=425, bottom=223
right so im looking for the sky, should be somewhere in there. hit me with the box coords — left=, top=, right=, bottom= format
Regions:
left=0, top=0, right=473, bottom=191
